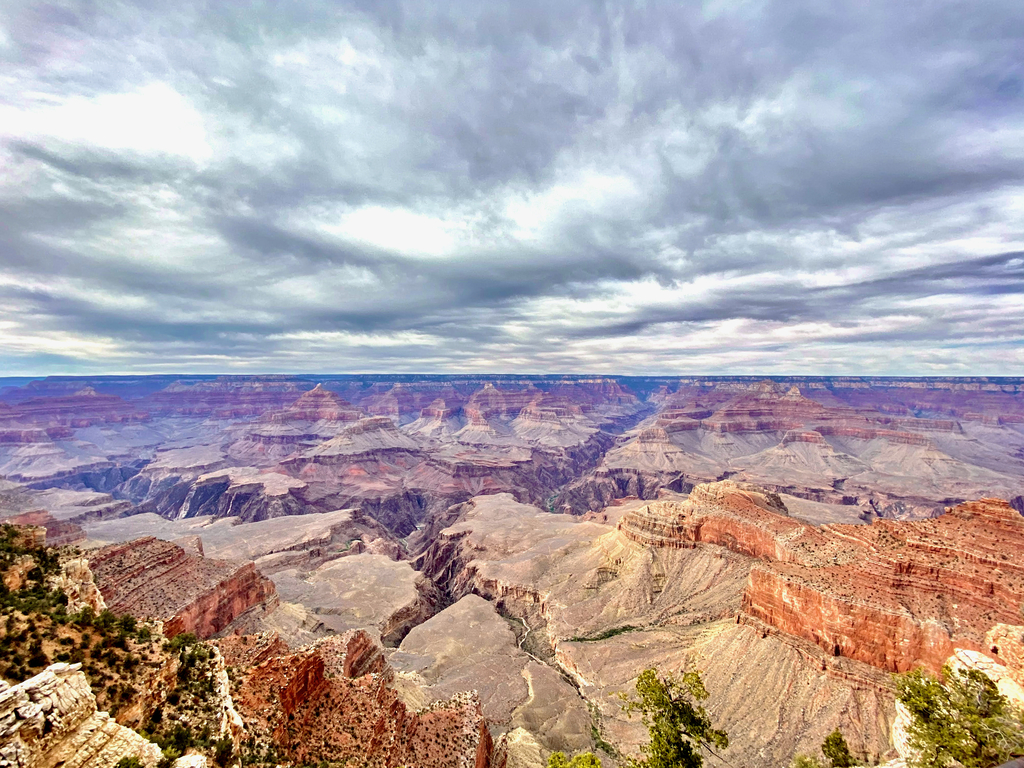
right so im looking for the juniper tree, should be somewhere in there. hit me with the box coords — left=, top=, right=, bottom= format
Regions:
left=619, top=668, right=728, bottom=768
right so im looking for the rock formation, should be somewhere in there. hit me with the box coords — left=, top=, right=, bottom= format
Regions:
left=0, top=663, right=161, bottom=768
left=617, top=482, right=1024, bottom=675
left=2, top=374, right=1022, bottom=766
left=416, top=491, right=897, bottom=766
left=742, top=497, right=1024, bottom=674
left=232, top=630, right=493, bottom=768
left=0, top=511, right=84, bottom=547
left=560, top=378, right=1024, bottom=518
left=87, top=537, right=278, bottom=638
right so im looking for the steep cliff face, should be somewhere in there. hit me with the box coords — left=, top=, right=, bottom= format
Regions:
left=0, top=663, right=162, bottom=768
left=233, top=630, right=492, bottom=768
left=742, top=498, right=1024, bottom=674
left=414, top=492, right=897, bottom=766
left=617, top=480, right=833, bottom=562
left=88, top=537, right=278, bottom=638
left=617, top=483, right=1024, bottom=677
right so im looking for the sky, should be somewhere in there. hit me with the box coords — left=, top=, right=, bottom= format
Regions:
left=1, top=1, right=1023, bottom=376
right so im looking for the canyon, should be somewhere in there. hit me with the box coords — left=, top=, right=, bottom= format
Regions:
left=1, top=374, right=1023, bottom=767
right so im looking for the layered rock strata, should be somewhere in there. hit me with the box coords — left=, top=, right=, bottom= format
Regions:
left=0, top=511, right=84, bottom=547
left=743, top=497, right=1024, bottom=674
left=619, top=482, right=1024, bottom=675
left=87, top=537, right=278, bottom=638
left=418, top=492, right=897, bottom=766
left=0, top=663, right=161, bottom=768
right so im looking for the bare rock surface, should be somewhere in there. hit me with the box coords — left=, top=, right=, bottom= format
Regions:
left=232, top=630, right=493, bottom=768
left=83, top=506, right=396, bottom=572
left=558, top=622, right=894, bottom=767
left=269, top=553, right=438, bottom=645
left=743, top=496, right=1024, bottom=674
left=418, top=491, right=893, bottom=766
left=391, top=595, right=593, bottom=755
left=0, top=663, right=162, bottom=768
left=87, top=536, right=278, bottom=638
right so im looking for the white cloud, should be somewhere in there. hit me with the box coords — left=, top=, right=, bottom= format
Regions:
left=0, top=83, right=211, bottom=162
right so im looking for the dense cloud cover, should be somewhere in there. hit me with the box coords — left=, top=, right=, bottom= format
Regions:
left=1, top=0, right=1022, bottom=374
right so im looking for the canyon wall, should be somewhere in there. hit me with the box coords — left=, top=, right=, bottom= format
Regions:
left=88, top=537, right=278, bottom=638
left=742, top=497, right=1024, bottom=673
left=619, top=482, right=1024, bottom=675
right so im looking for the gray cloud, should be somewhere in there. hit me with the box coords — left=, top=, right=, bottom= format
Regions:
left=0, top=0, right=1023, bottom=374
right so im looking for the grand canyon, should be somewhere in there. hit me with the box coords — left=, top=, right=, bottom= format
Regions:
left=1, top=374, right=1022, bottom=768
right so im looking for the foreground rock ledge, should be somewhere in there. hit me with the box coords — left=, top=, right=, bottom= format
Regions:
left=0, top=662, right=161, bottom=768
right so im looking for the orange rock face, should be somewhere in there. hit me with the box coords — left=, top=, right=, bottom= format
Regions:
left=234, top=630, right=493, bottom=768
left=2, top=510, right=85, bottom=546
left=621, top=482, right=1024, bottom=675
left=618, top=481, right=832, bottom=563
left=743, top=498, right=1024, bottom=673
left=88, top=536, right=278, bottom=638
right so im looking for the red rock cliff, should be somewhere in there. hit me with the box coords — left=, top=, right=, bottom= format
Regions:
left=234, top=630, right=492, bottom=768
left=742, top=498, right=1024, bottom=673
left=88, top=536, right=278, bottom=638
left=620, top=482, right=1024, bottom=675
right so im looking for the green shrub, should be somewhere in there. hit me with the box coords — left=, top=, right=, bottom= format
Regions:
left=548, top=753, right=602, bottom=768
left=822, top=729, right=853, bottom=768
left=618, top=668, right=728, bottom=768
left=169, top=632, right=199, bottom=652
left=895, top=664, right=1024, bottom=768
left=214, top=736, right=235, bottom=767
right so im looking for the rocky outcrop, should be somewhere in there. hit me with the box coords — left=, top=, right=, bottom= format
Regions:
left=88, top=537, right=278, bottom=638
left=616, top=482, right=1024, bottom=676
left=741, top=497, right=1024, bottom=674
left=617, top=481, right=832, bottom=562
left=0, top=512, right=84, bottom=547
left=51, top=557, right=106, bottom=614
left=0, top=663, right=161, bottom=768
left=987, top=624, right=1024, bottom=694
left=233, top=630, right=492, bottom=768
left=213, top=632, right=290, bottom=669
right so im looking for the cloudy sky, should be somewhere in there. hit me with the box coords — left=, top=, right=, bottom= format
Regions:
left=1, top=0, right=1023, bottom=375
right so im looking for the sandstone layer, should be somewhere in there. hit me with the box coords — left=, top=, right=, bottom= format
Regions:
left=87, top=536, right=278, bottom=638
left=418, top=492, right=897, bottom=766
left=742, top=497, right=1024, bottom=674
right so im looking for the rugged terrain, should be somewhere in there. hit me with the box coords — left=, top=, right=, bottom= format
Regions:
left=1, top=374, right=1022, bottom=767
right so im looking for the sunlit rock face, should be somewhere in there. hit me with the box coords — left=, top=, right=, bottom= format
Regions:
left=87, top=536, right=279, bottom=639
left=0, top=663, right=162, bottom=768
left=618, top=481, right=1024, bottom=675
left=231, top=630, right=493, bottom=768
left=742, top=496, right=1024, bottom=674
